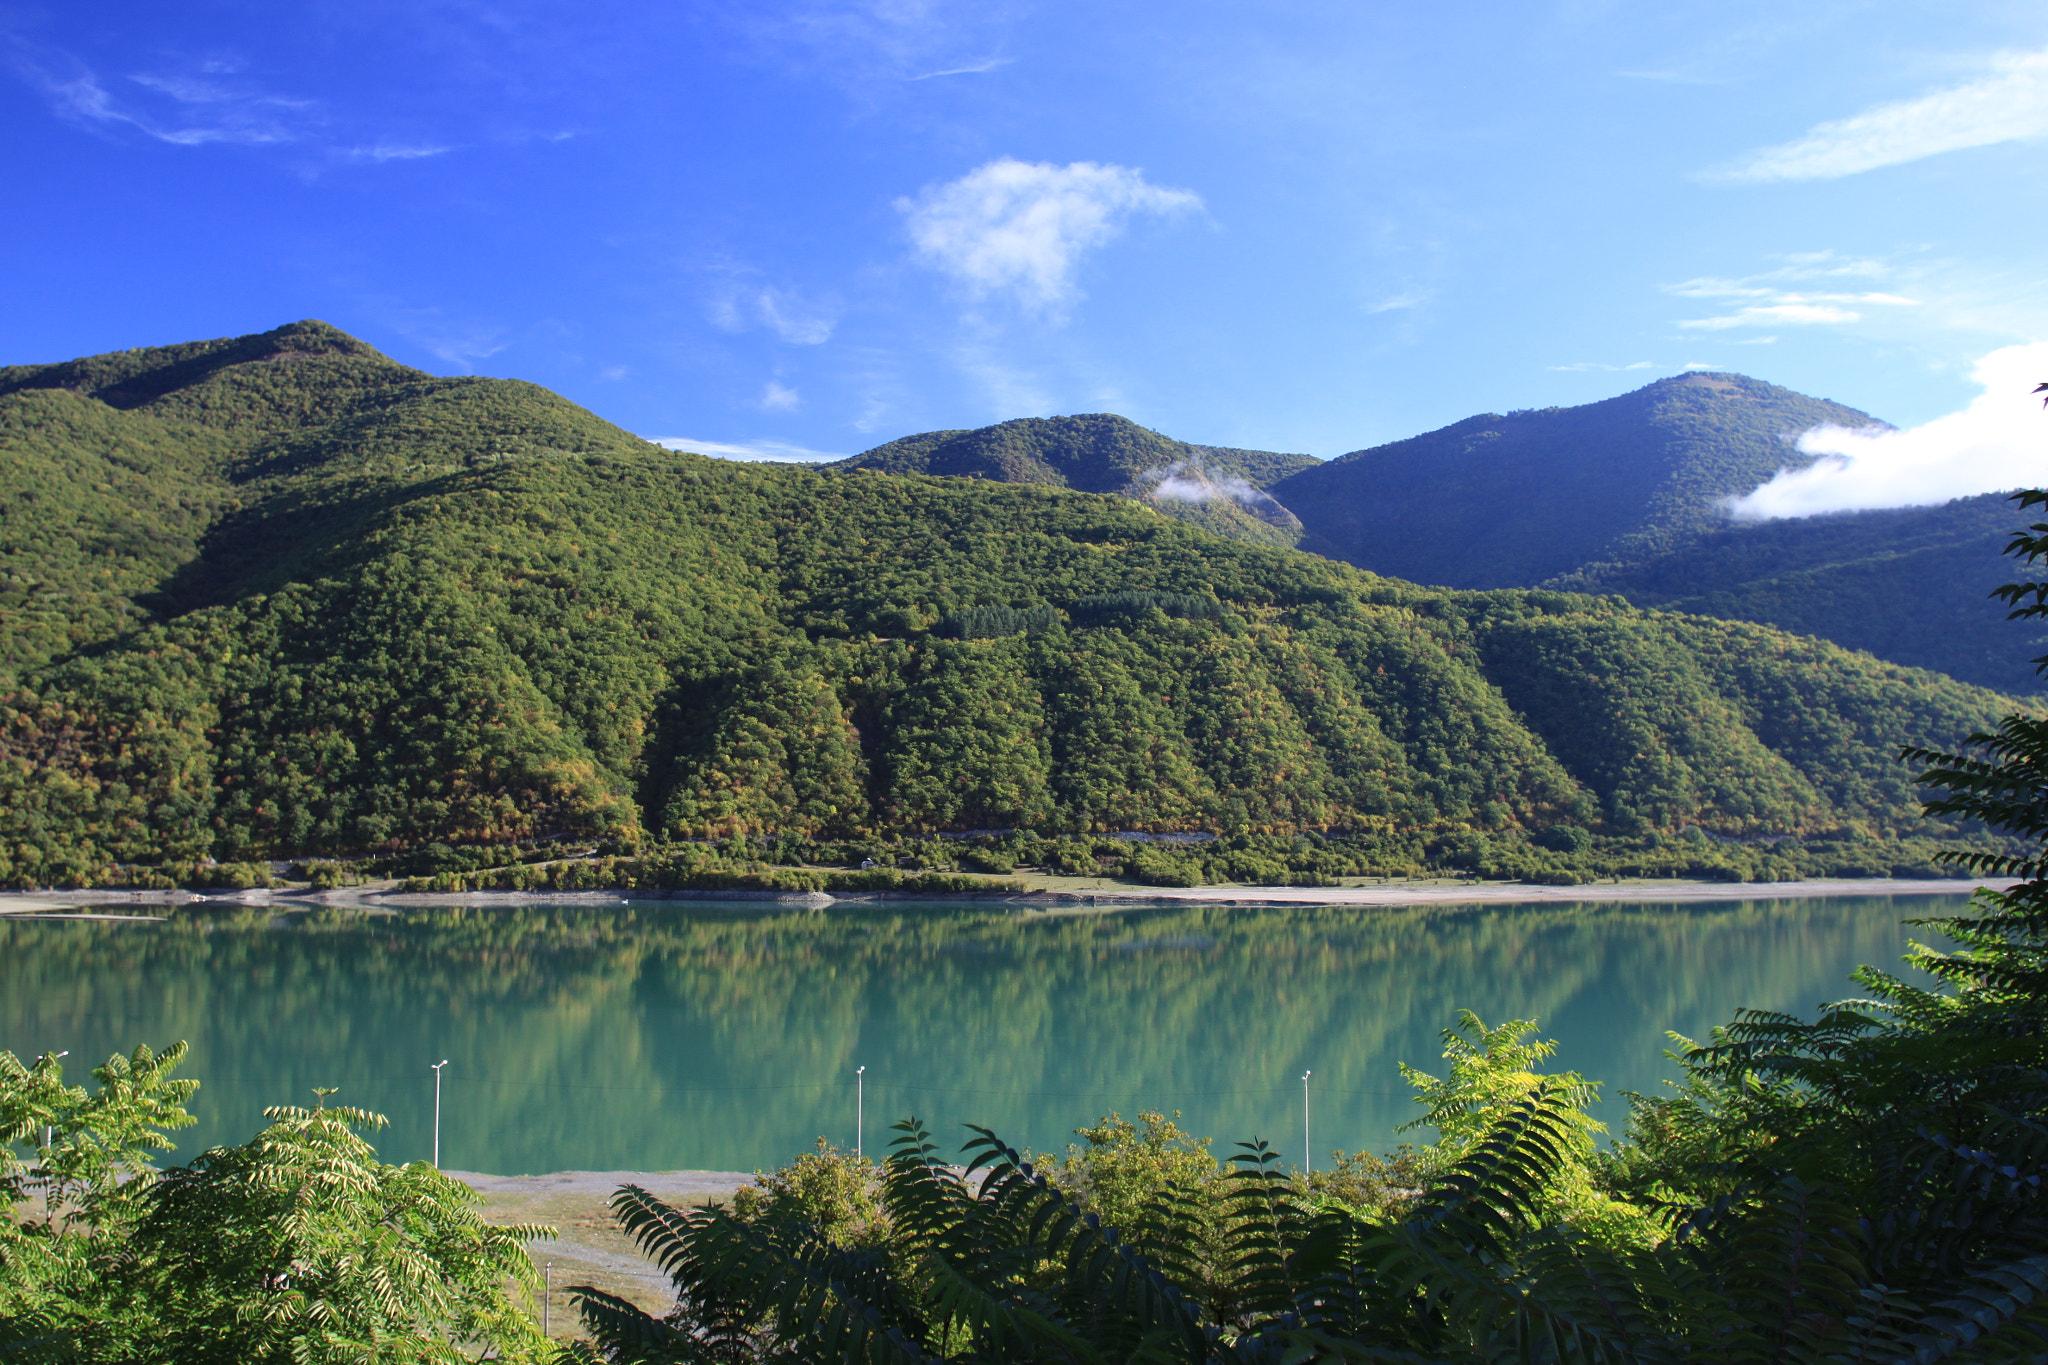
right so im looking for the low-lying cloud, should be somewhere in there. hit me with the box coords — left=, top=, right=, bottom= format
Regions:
left=898, top=158, right=1201, bottom=313
left=1141, top=461, right=1297, bottom=524
left=1726, top=341, right=2048, bottom=519
left=1151, top=467, right=1262, bottom=506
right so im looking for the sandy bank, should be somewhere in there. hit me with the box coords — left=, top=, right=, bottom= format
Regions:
left=0, top=876, right=2010, bottom=916
left=449, top=1169, right=751, bottom=1322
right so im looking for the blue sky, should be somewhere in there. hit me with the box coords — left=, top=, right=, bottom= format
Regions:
left=5, top=1, right=2047, bottom=495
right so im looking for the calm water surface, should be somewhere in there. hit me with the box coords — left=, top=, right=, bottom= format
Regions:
left=0, top=895, right=1962, bottom=1174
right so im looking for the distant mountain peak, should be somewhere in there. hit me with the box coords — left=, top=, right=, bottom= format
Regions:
left=1275, top=372, right=1881, bottom=588
left=0, top=319, right=416, bottom=414
left=831, top=411, right=1320, bottom=548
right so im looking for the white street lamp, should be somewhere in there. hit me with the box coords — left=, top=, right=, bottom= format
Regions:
left=856, top=1065, right=866, bottom=1157
left=1302, top=1070, right=1312, bottom=1175
left=39, top=1052, right=66, bottom=1151
left=431, top=1060, right=450, bottom=1167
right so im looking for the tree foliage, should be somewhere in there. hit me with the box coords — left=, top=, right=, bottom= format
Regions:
left=573, top=483, right=2048, bottom=1362
left=0, top=1046, right=553, bottom=1363
left=0, top=323, right=2019, bottom=886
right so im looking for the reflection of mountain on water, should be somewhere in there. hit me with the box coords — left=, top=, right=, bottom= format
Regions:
left=1, top=898, right=1950, bottom=1174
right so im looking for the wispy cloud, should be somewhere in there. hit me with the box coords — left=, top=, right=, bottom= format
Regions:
left=909, top=57, right=1009, bottom=79
left=5, top=37, right=460, bottom=171
left=898, top=158, right=1202, bottom=315
left=1547, top=360, right=1659, bottom=372
left=1365, top=288, right=1431, bottom=314
left=380, top=310, right=508, bottom=370
left=708, top=281, right=840, bottom=345
left=336, top=143, right=451, bottom=163
left=4, top=39, right=309, bottom=147
left=741, top=0, right=1019, bottom=103
left=650, top=436, right=847, bottom=463
left=1726, top=341, right=2048, bottom=518
left=1665, top=253, right=1920, bottom=332
left=757, top=381, right=802, bottom=411
left=1709, top=47, right=2048, bottom=183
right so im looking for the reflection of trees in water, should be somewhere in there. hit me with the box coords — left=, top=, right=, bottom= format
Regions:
left=0, top=898, right=1940, bottom=1173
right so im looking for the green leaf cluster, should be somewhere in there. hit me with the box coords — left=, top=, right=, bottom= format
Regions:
left=567, top=483, right=2048, bottom=1362
left=0, top=1045, right=553, bottom=1362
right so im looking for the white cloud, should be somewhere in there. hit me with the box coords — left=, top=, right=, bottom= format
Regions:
left=650, top=436, right=847, bottom=463
left=1140, top=461, right=1298, bottom=524
left=1666, top=256, right=1920, bottom=332
left=1547, top=360, right=1658, bottom=372
left=1726, top=341, right=2048, bottom=519
left=1365, top=288, right=1431, bottom=314
left=3, top=40, right=309, bottom=147
left=909, top=57, right=1010, bottom=79
left=1711, top=48, right=2048, bottom=183
left=8, top=39, right=454, bottom=167
left=898, top=158, right=1201, bottom=313
left=379, top=309, right=508, bottom=371
left=752, top=0, right=1015, bottom=94
left=758, top=381, right=801, bottom=411
left=1680, top=302, right=1870, bottom=330
left=708, top=283, right=839, bottom=345
left=337, top=143, right=451, bottom=163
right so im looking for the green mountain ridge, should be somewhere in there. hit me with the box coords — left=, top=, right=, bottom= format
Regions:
left=833, top=414, right=1318, bottom=549
left=1269, top=371, right=1884, bottom=587
left=0, top=322, right=2023, bottom=885
left=1548, top=492, right=2044, bottom=695
left=1258, top=372, right=2041, bottom=693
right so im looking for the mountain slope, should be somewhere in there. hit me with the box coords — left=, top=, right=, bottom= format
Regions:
left=0, top=324, right=2020, bottom=885
left=832, top=414, right=1317, bottom=548
left=1272, top=372, right=1880, bottom=588
left=1549, top=493, right=2043, bottom=695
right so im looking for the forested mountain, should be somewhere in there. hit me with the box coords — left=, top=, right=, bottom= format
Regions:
left=1549, top=492, right=2045, bottom=695
left=1269, top=372, right=1880, bottom=587
left=0, top=322, right=2023, bottom=885
left=833, top=414, right=1317, bottom=548
left=1265, top=372, right=2042, bottom=692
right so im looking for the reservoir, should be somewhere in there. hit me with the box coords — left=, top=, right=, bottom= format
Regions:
left=1, top=894, right=1962, bottom=1174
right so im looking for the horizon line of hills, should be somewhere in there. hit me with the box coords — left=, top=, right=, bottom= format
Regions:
left=0, top=318, right=2033, bottom=884
left=817, top=374, right=2034, bottom=697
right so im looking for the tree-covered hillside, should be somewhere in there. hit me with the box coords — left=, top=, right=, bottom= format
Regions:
left=1550, top=492, right=2043, bottom=695
left=0, top=324, right=2022, bottom=885
left=1271, top=372, right=1879, bottom=587
left=830, top=414, right=1316, bottom=548
left=1263, top=371, right=2045, bottom=691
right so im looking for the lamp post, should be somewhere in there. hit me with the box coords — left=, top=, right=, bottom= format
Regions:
left=856, top=1065, right=866, bottom=1157
left=1302, top=1070, right=1312, bottom=1175
left=38, top=1052, right=66, bottom=1151
left=431, top=1060, right=450, bottom=1167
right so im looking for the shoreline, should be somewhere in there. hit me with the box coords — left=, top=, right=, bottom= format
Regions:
left=0, top=875, right=2009, bottom=917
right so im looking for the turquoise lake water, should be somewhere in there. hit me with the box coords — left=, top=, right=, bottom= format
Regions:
left=0, top=894, right=1963, bottom=1175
